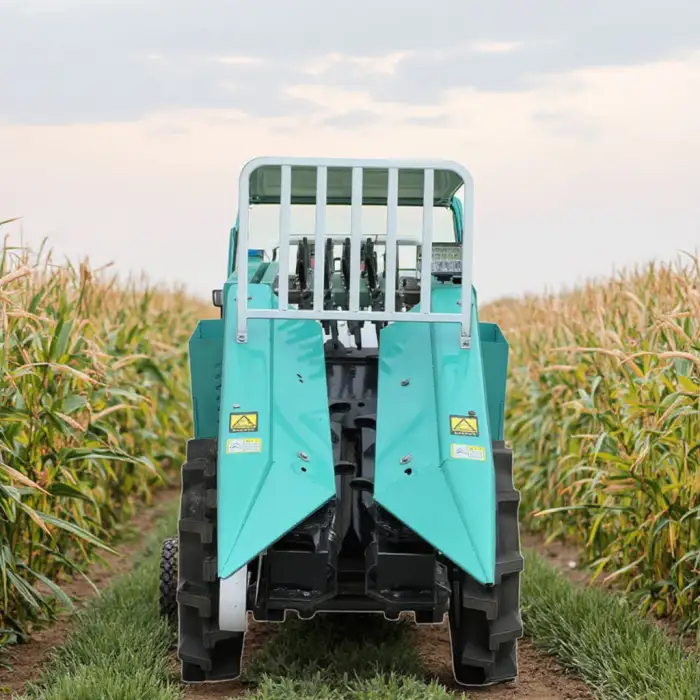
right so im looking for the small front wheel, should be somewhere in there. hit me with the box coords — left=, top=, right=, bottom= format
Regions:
left=159, top=536, right=178, bottom=623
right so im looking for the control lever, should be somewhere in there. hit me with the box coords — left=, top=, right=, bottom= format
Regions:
left=341, top=238, right=363, bottom=349
left=295, top=237, right=313, bottom=310
left=383, top=243, right=404, bottom=312
left=322, top=238, right=339, bottom=343
left=364, top=238, right=385, bottom=346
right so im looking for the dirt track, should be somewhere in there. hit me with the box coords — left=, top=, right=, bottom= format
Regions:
left=178, top=617, right=591, bottom=700
left=414, top=623, right=590, bottom=699
left=2, top=492, right=591, bottom=700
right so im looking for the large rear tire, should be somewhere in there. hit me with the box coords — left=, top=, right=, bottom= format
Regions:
left=448, top=440, right=524, bottom=687
left=176, top=438, right=245, bottom=683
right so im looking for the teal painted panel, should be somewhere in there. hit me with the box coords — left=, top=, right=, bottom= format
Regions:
left=260, top=261, right=279, bottom=287
left=216, top=283, right=336, bottom=579
left=189, top=319, right=224, bottom=440
left=374, top=285, right=496, bottom=584
left=478, top=321, right=509, bottom=442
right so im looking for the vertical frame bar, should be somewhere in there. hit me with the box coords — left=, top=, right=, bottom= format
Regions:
left=277, top=165, right=292, bottom=311
left=236, top=171, right=251, bottom=342
left=313, top=166, right=327, bottom=312
left=384, top=167, right=399, bottom=314
left=349, top=167, right=363, bottom=312
left=420, top=168, right=434, bottom=314
left=459, top=176, right=474, bottom=348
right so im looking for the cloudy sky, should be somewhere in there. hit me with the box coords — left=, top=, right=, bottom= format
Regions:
left=2, top=0, right=699, bottom=302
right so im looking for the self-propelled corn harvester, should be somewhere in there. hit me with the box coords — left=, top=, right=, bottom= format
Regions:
left=158, top=157, right=523, bottom=688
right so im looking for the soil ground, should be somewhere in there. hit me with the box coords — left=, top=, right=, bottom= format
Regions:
left=521, top=532, right=593, bottom=587
left=2, top=495, right=592, bottom=700
left=414, top=623, right=590, bottom=699
left=177, top=617, right=591, bottom=699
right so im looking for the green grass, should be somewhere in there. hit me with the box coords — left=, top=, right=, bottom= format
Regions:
left=246, top=674, right=460, bottom=700
left=522, top=549, right=700, bottom=700
left=15, top=503, right=700, bottom=699
left=242, top=615, right=460, bottom=699
left=17, top=504, right=181, bottom=700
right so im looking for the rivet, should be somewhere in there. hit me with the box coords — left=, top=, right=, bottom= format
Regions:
left=400, top=454, right=412, bottom=465
left=400, top=378, right=410, bottom=386
left=298, top=451, right=309, bottom=462
left=233, top=404, right=240, bottom=408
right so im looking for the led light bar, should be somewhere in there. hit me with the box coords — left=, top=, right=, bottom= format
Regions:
left=418, top=242, right=462, bottom=277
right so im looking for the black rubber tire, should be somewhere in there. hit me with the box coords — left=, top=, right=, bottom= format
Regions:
left=177, top=438, right=245, bottom=683
left=159, top=537, right=178, bottom=623
left=448, top=440, right=524, bottom=687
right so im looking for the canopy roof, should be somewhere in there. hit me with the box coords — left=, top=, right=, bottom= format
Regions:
left=244, top=159, right=467, bottom=207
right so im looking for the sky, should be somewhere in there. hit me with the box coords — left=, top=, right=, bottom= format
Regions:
left=1, top=0, right=699, bottom=303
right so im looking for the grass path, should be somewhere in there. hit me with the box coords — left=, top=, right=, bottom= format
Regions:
left=12, top=502, right=700, bottom=700
left=0, top=487, right=179, bottom=698
left=521, top=552, right=700, bottom=700
left=15, top=505, right=181, bottom=700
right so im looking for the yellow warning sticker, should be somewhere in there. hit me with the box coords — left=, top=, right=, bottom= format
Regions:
left=449, top=414, right=479, bottom=436
left=451, top=444, right=485, bottom=461
left=226, top=437, right=262, bottom=454
left=229, top=411, right=258, bottom=433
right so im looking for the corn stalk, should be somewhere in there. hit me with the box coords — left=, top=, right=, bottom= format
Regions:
left=484, top=253, right=700, bottom=630
left=0, top=234, right=211, bottom=646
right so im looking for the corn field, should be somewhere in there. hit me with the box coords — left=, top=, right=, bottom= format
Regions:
left=0, top=236, right=211, bottom=647
left=484, top=254, right=700, bottom=630
left=1, top=226, right=698, bottom=656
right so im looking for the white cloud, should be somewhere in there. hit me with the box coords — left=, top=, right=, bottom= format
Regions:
left=469, top=40, right=523, bottom=54
left=302, top=51, right=413, bottom=77
left=1, top=51, right=699, bottom=304
left=216, top=55, right=264, bottom=66
left=130, top=53, right=167, bottom=63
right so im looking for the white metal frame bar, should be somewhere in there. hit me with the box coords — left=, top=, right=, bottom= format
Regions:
left=277, top=165, right=292, bottom=312
left=312, top=167, right=327, bottom=311
left=349, top=167, right=363, bottom=313
left=384, top=167, right=398, bottom=315
left=419, top=168, right=434, bottom=315
left=235, top=157, right=474, bottom=349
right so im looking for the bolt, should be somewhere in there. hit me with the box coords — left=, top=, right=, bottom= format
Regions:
left=233, top=404, right=240, bottom=409
left=400, top=378, right=410, bottom=386
left=400, top=454, right=412, bottom=465
left=298, top=451, right=309, bottom=462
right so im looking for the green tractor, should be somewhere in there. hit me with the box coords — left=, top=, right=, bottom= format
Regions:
left=159, top=157, right=523, bottom=688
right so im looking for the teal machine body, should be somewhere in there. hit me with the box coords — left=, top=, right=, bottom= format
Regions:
left=165, top=157, right=523, bottom=689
